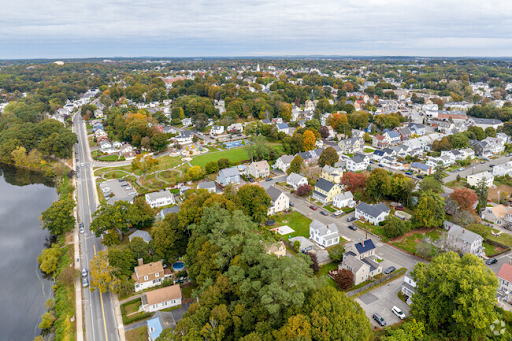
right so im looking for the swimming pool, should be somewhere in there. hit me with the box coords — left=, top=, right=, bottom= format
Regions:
left=172, top=261, right=185, bottom=271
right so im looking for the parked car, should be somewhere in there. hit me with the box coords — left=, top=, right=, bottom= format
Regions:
left=348, top=225, right=357, bottom=231
left=378, top=164, right=384, bottom=167
left=417, top=174, right=424, bottom=179
left=384, top=266, right=396, bottom=274
left=334, top=210, right=343, bottom=216
left=485, top=258, right=498, bottom=265
left=79, top=227, right=85, bottom=234
left=81, top=162, right=84, bottom=167
left=405, top=172, right=412, bottom=175
left=459, top=167, right=464, bottom=171
left=77, top=173, right=80, bottom=178
left=347, top=216, right=356, bottom=222
left=480, top=161, right=486, bottom=164
left=289, top=202, right=294, bottom=207
left=320, top=211, right=328, bottom=216
left=82, top=277, right=89, bottom=288
left=392, top=306, right=406, bottom=320
left=309, top=205, right=317, bottom=211
left=266, top=178, right=273, bottom=182
left=490, top=164, right=495, bottom=168
left=394, top=205, right=404, bottom=210
left=373, top=313, right=387, bottom=327
left=81, top=268, right=88, bottom=277
left=370, top=160, right=375, bottom=164
left=247, top=177, right=255, bottom=183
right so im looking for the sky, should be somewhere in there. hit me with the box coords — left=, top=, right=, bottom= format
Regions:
left=1, top=0, right=511, bottom=59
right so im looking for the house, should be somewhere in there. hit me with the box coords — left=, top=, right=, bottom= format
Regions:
left=175, top=130, right=192, bottom=144
left=497, top=263, right=512, bottom=303
left=227, top=123, right=243, bottom=133
left=274, top=155, right=294, bottom=173
left=217, top=167, right=240, bottom=186
left=265, top=240, right=286, bottom=258
left=372, top=134, right=389, bottom=148
left=297, top=151, right=314, bottom=165
left=309, top=220, right=340, bottom=247
left=346, top=153, right=370, bottom=172
left=100, top=141, right=113, bottom=153
left=481, top=205, right=512, bottom=226
left=277, top=123, right=292, bottom=135
left=493, top=162, right=512, bottom=177
left=141, top=284, right=182, bottom=313
left=159, top=206, right=179, bottom=220
left=147, top=311, right=177, bottom=341
left=266, top=186, right=290, bottom=215
left=182, top=118, right=192, bottom=126
left=210, top=125, right=225, bottom=136
left=471, top=117, right=504, bottom=130
left=339, top=239, right=382, bottom=285
left=289, top=236, right=314, bottom=253
left=333, top=191, right=355, bottom=208
left=444, top=222, right=484, bottom=256
left=384, top=130, right=402, bottom=145
left=197, top=181, right=216, bottom=193
left=247, top=160, right=270, bottom=178
left=133, top=260, right=165, bottom=292
left=401, top=269, right=417, bottom=300
left=355, top=202, right=390, bottom=225
left=410, top=162, right=433, bottom=175
left=372, top=149, right=385, bottom=161
left=312, top=178, right=342, bottom=204
left=145, top=190, right=175, bottom=208
left=395, top=127, right=412, bottom=141
left=338, top=137, right=364, bottom=154
left=320, top=165, right=343, bottom=183
left=119, top=144, right=135, bottom=157
left=286, top=172, right=308, bottom=190
left=129, top=230, right=152, bottom=243
left=467, top=171, right=494, bottom=188
left=407, top=123, right=426, bottom=136
left=112, top=141, right=122, bottom=149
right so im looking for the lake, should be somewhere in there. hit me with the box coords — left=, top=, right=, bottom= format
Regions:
left=0, top=165, right=58, bottom=341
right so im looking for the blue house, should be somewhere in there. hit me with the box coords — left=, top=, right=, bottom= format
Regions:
left=147, top=311, right=177, bottom=341
left=217, top=167, right=240, bottom=186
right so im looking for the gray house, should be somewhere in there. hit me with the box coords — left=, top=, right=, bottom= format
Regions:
left=197, top=181, right=216, bottom=193
left=444, top=221, right=484, bottom=256
left=217, top=167, right=240, bottom=186
left=129, top=230, right=153, bottom=243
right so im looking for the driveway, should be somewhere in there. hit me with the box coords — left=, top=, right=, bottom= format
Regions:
left=355, top=274, right=410, bottom=327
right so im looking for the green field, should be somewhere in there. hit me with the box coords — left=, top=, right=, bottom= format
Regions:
left=190, top=148, right=250, bottom=167
left=274, top=211, right=312, bottom=238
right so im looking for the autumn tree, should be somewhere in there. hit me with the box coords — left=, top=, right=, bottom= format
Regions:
left=288, top=155, right=304, bottom=175
left=90, top=201, right=142, bottom=245
left=236, top=185, right=271, bottom=222
left=317, top=147, right=339, bottom=167
left=89, top=250, right=121, bottom=293
left=366, top=168, right=391, bottom=201
left=131, top=154, right=159, bottom=179
left=302, top=130, right=316, bottom=151
left=382, top=216, right=411, bottom=239
left=37, top=244, right=63, bottom=276
left=204, top=161, right=218, bottom=174
left=450, top=188, right=478, bottom=212
left=319, top=126, right=330, bottom=138
left=334, top=269, right=354, bottom=290
left=341, top=172, right=367, bottom=192
left=296, top=184, right=312, bottom=197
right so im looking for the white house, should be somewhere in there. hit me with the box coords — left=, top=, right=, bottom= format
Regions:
left=467, top=171, right=494, bottom=188
left=227, top=123, right=243, bottom=133
left=471, top=117, right=504, bottom=130
left=309, top=220, right=340, bottom=247
left=333, top=191, right=355, bottom=208
left=444, top=221, right=484, bottom=256
left=210, top=125, right=225, bottom=136
left=141, top=284, right=182, bottom=313
left=277, top=123, right=292, bottom=135
left=346, top=153, right=370, bottom=172
left=182, top=118, right=192, bottom=126
left=481, top=205, right=512, bottom=226
left=286, top=172, right=308, bottom=190
left=175, top=131, right=193, bottom=144
left=274, top=155, right=294, bottom=173
left=401, top=269, right=417, bottom=300
left=355, top=202, right=390, bottom=225
left=133, top=260, right=166, bottom=292
left=266, top=186, right=290, bottom=215
left=145, top=190, right=175, bottom=208
left=493, top=161, right=512, bottom=177
left=247, top=160, right=270, bottom=178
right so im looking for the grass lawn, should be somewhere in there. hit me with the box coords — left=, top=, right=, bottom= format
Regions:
left=323, top=204, right=337, bottom=212
left=483, top=242, right=499, bottom=256
left=390, top=230, right=442, bottom=256
left=445, top=179, right=467, bottom=189
left=317, top=262, right=338, bottom=289
left=103, top=170, right=131, bottom=180
left=274, top=211, right=312, bottom=238
left=125, top=326, right=148, bottom=341
left=191, top=148, right=249, bottom=167
left=363, top=148, right=375, bottom=153
left=98, top=154, right=124, bottom=162
left=355, top=221, right=386, bottom=239
left=466, top=224, right=512, bottom=247
left=121, top=298, right=151, bottom=325
left=182, top=284, right=198, bottom=299
left=156, top=155, right=182, bottom=170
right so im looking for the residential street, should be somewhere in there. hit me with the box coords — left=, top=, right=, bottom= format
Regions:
left=443, top=154, right=512, bottom=183
left=76, top=114, right=120, bottom=341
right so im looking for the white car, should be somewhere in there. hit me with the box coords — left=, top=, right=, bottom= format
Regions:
left=334, top=210, right=343, bottom=216
left=392, top=306, right=406, bottom=320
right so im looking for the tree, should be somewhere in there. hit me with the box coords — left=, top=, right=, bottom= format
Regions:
left=39, top=311, right=56, bottom=330
left=485, top=126, right=497, bottom=137
left=204, top=161, right=218, bottom=174
left=11, top=146, right=27, bottom=167
left=131, top=154, right=159, bottom=179
left=380, top=319, right=425, bottom=341
left=415, top=190, right=445, bottom=228
left=308, top=252, right=320, bottom=274
left=187, top=165, right=204, bottom=181
left=245, top=135, right=271, bottom=161
left=468, top=126, right=485, bottom=141
left=411, top=252, right=498, bottom=339
left=107, top=247, right=134, bottom=278
left=217, top=158, right=230, bottom=170
left=296, top=184, right=312, bottom=197
left=302, top=130, right=316, bottom=151
left=152, top=213, right=188, bottom=263
left=475, top=177, right=489, bottom=212
left=327, top=244, right=345, bottom=263
left=382, top=216, right=410, bottom=239
left=341, top=172, right=367, bottom=192
left=317, top=147, right=339, bottom=167
left=307, top=286, right=372, bottom=340
left=40, top=198, right=76, bottom=236
left=450, top=188, right=478, bottom=212
left=419, top=176, right=442, bottom=193
left=319, top=126, right=329, bottom=138
left=89, top=250, right=121, bottom=293
left=90, top=201, right=140, bottom=245
left=288, top=155, right=304, bottom=175
left=58, top=267, right=79, bottom=286
left=274, top=314, right=312, bottom=341
left=334, top=269, right=354, bottom=290
left=236, top=185, right=271, bottom=222
left=37, top=244, right=62, bottom=276
left=366, top=168, right=391, bottom=201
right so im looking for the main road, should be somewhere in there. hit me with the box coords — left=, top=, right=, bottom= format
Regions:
left=75, top=114, right=120, bottom=341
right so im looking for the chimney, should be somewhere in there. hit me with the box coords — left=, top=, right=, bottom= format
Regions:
left=138, top=258, right=144, bottom=266
left=463, top=229, right=465, bottom=233
left=362, top=239, right=365, bottom=247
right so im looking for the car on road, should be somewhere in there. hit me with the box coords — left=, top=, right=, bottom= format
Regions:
left=347, top=216, right=356, bottom=222
left=459, top=167, right=464, bottom=171
left=289, top=202, right=294, bottom=207
left=76, top=158, right=79, bottom=162
left=480, top=161, right=486, bottom=164
left=81, top=268, right=88, bottom=277
left=507, top=153, right=512, bottom=157
left=82, top=277, right=89, bottom=288
left=490, top=164, right=495, bottom=168
left=348, top=225, right=357, bottom=231
left=417, top=174, right=424, bottom=179
left=266, top=178, right=273, bottom=181
left=79, top=227, right=85, bottom=234
left=392, top=306, right=406, bottom=320
left=81, top=162, right=84, bottom=167
left=373, top=313, right=387, bottom=327
left=76, top=173, right=80, bottom=178
left=320, top=211, right=328, bottom=216
left=485, top=258, right=498, bottom=265
left=384, top=266, right=396, bottom=274
left=378, top=164, right=384, bottom=167
left=405, top=171, right=412, bottom=175
left=76, top=166, right=79, bottom=171
left=334, top=210, right=343, bottom=216
left=309, top=205, right=317, bottom=211
left=247, top=177, right=255, bottom=183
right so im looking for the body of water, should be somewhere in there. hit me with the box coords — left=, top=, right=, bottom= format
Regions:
left=0, top=165, right=58, bottom=341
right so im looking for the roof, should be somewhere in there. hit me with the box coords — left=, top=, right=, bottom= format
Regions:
left=315, top=178, right=337, bottom=192
left=488, top=205, right=512, bottom=220
left=266, top=186, right=285, bottom=203
left=129, top=230, right=153, bottom=243
left=322, top=165, right=339, bottom=175
left=310, top=220, right=339, bottom=238
left=219, top=167, right=240, bottom=177
left=144, top=284, right=182, bottom=306
left=179, top=130, right=192, bottom=137
left=289, top=236, right=314, bottom=250
left=386, top=130, right=401, bottom=138
left=147, top=312, right=176, bottom=341
left=411, top=162, right=430, bottom=171
left=298, top=151, right=312, bottom=160
left=447, top=223, right=483, bottom=245
left=278, top=155, right=294, bottom=164
left=135, top=261, right=164, bottom=278
left=472, top=118, right=504, bottom=125
left=146, top=190, right=172, bottom=201
left=373, top=150, right=385, bottom=157
left=334, top=191, right=354, bottom=201
left=467, top=171, right=493, bottom=181
left=197, top=181, right=216, bottom=190
left=287, top=172, right=306, bottom=185
left=161, top=206, right=179, bottom=216
left=343, top=252, right=366, bottom=272
left=356, top=202, right=390, bottom=218
left=497, top=263, right=512, bottom=282
left=354, top=239, right=376, bottom=254
left=351, top=153, right=367, bottom=164
left=250, top=160, right=269, bottom=170
left=277, top=123, right=289, bottom=129
left=266, top=241, right=285, bottom=254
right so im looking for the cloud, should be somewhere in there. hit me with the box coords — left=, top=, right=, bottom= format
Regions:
left=1, top=0, right=512, bottom=58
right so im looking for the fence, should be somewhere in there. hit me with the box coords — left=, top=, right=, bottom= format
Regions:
left=345, top=269, right=406, bottom=298
left=485, top=238, right=512, bottom=257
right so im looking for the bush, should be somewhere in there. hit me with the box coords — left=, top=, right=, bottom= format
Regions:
left=328, top=244, right=345, bottom=262
left=334, top=269, right=354, bottom=290
left=296, top=184, right=312, bottom=197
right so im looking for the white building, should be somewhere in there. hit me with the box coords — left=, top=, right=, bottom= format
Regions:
left=309, top=220, right=340, bottom=247
left=493, top=161, right=512, bottom=177
left=355, top=202, right=390, bottom=225
left=133, top=261, right=166, bottom=292
left=247, top=160, right=270, bottom=178
left=286, top=172, right=308, bottom=190
left=210, top=125, right=225, bottom=136
left=145, top=190, right=175, bottom=208
left=274, top=155, right=294, bottom=173
left=141, top=284, right=182, bottom=313
left=333, top=191, right=355, bottom=208
left=266, top=186, right=290, bottom=215
left=444, top=221, right=484, bottom=256
left=466, top=171, right=494, bottom=188
left=346, top=153, right=370, bottom=172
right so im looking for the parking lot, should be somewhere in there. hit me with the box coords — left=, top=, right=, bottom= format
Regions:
left=99, top=179, right=138, bottom=203
left=355, top=274, right=410, bottom=327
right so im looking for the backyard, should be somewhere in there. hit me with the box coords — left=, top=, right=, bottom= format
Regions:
left=274, top=211, right=312, bottom=238
left=121, top=298, right=152, bottom=325
left=389, top=229, right=442, bottom=257
left=466, top=224, right=512, bottom=247
left=125, top=326, right=148, bottom=341
left=355, top=220, right=386, bottom=239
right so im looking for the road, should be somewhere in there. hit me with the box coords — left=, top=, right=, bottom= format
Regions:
left=75, top=114, right=120, bottom=341
left=443, top=154, right=512, bottom=183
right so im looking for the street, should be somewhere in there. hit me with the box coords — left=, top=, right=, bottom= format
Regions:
left=75, top=114, right=119, bottom=341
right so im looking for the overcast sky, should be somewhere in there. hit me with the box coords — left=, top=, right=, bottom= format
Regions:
left=1, top=0, right=511, bottom=59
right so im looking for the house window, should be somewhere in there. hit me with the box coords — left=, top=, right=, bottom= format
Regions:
left=155, top=272, right=159, bottom=278
left=150, top=327, right=155, bottom=332
left=144, top=276, right=148, bottom=281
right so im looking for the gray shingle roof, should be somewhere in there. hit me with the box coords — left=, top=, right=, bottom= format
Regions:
left=219, top=167, right=240, bottom=177
left=287, top=172, right=306, bottom=185
left=266, top=186, right=284, bottom=203
left=198, top=181, right=216, bottom=190
left=315, top=178, right=337, bottom=192
left=351, top=153, right=367, bottom=164
left=356, top=202, right=390, bottom=218
left=447, top=222, right=483, bottom=245
left=146, top=190, right=173, bottom=201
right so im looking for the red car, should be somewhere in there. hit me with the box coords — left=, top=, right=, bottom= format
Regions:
left=394, top=205, right=404, bottom=210
left=309, top=205, right=317, bottom=211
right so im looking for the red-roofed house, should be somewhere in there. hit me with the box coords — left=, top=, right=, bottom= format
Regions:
left=497, top=262, right=512, bottom=303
